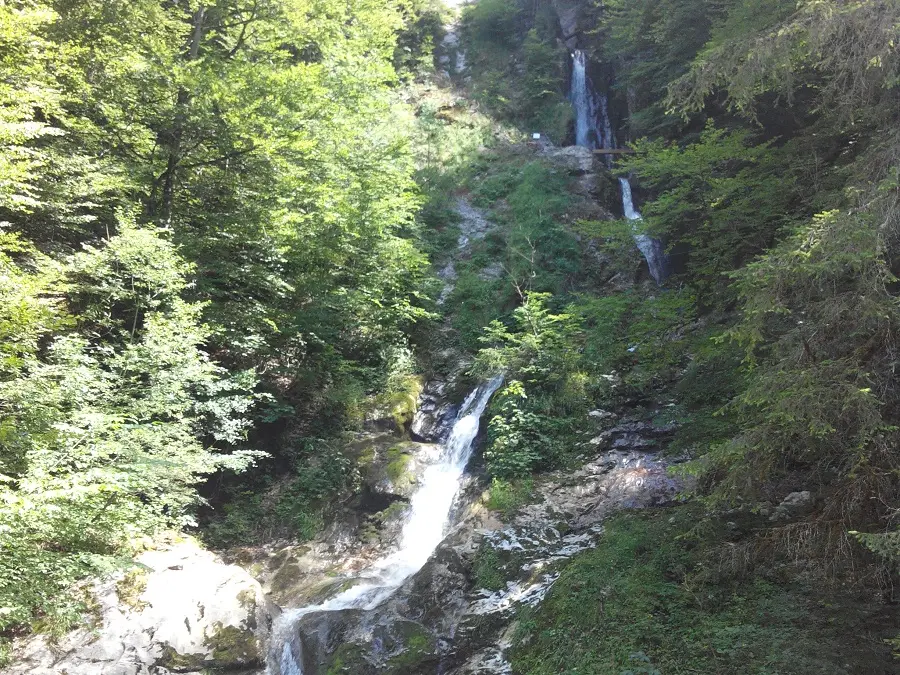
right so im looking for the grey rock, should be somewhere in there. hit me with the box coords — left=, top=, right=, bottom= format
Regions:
left=770, top=491, right=814, bottom=522
left=552, top=0, right=582, bottom=47
left=455, top=197, right=493, bottom=250
left=5, top=542, right=273, bottom=675
left=478, top=262, right=504, bottom=280
left=412, top=379, right=460, bottom=443
left=538, top=145, right=595, bottom=175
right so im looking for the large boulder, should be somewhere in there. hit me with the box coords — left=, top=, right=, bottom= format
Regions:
left=5, top=541, right=274, bottom=675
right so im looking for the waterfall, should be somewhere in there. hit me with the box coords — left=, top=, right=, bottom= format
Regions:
left=570, top=49, right=668, bottom=283
left=571, top=50, right=597, bottom=149
left=619, top=178, right=667, bottom=284
left=268, top=376, right=505, bottom=675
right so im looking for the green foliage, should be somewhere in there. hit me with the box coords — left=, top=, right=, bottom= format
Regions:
left=592, top=0, right=720, bottom=136
left=485, top=477, right=535, bottom=518
left=442, top=157, right=581, bottom=351
left=0, top=223, right=258, bottom=634
left=461, top=0, right=570, bottom=142
left=473, top=293, right=589, bottom=477
left=484, top=381, right=557, bottom=478
left=574, top=288, right=697, bottom=397
left=475, top=293, right=583, bottom=395
left=669, top=0, right=899, bottom=122
left=699, top=206, right=900, bottom=526
left=204, top=438, right=352, bottom=548
left=511, top=507, right=888, bottom=674
left=620, top=123, right=794, bottom=299
left=0, top=0, right=438, bottom=640
left=394, top=0, right=446, bottom=80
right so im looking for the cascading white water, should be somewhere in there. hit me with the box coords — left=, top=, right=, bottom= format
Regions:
left=571, top=50, right=597, bottom=149
left=570, top=49, right=668, bottom=283
left=619, top=178, right=667, bottom=284
left=268, top=376, right=504, bottom=675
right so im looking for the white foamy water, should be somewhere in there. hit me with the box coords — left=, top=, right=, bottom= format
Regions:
left=269, top=376, right=504, bottom=675
left=570, top=49, right=668, bottom=283
left=619, top=177, right=668, bottom=284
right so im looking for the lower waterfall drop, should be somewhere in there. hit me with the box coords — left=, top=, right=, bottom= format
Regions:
left=619, top=177, right=668, bottom=284
left=267, top=376, right=504, bottom=675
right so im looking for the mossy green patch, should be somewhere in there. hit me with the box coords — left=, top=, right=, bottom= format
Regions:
left=384, top=375, right=424, bottom=430
left=270, top=562, right=304, bottom=595
left=326, top=642, right=369, bottom=675
left=385, top=446, right=414, bottom=485
left=486, top=477, right=535, bottom=517
left=472, top=542, right=525, bottom=592
left=385, top=622, right=436, bottom=674
left=159, top=645, right=207, bottom=671
left=357, top=446, right=377, bottom=468
left=377, top=499, right=410, bottom=523
left=116, top=567, right=149, bottom=612
left=205, top=623, right=259, bottom=666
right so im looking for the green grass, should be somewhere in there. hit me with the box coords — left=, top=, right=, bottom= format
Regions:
left=485, top=477, right=535, bottom=517
left=510, top=505, right=896, bottom=675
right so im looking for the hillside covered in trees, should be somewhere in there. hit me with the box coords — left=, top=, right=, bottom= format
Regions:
left=1, top=0, right=899, bottom=673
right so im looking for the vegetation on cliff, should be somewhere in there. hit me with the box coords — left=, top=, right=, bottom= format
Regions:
left=0, top=0, right=440, bottom=645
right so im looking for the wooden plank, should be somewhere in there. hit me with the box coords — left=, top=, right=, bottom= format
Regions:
left=592, top=148, right=637, bottom=155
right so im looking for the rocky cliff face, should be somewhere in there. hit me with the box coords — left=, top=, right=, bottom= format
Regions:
left=552, top=0, right=583, bottom=48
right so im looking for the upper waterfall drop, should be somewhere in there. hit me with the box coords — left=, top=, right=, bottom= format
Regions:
left=569, top=49, right=668, bottom=283
left=571, top=50, right=597, bottom=149
left=267, top=376, right=504, bottom=675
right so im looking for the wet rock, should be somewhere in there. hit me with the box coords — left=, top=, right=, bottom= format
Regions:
left=262, top=405, right=684, bottom=675
left=285, top=609, right=440, bottom=675
left=6, top=541, right=274, bottom=675
left=513, top=450, right=682, bottom=530
left=587, top=419, right=677, bottom=452
left=411, top=379, right=460, bottom=443
left=292, top=609, right=367, bottom=674
left=388, top=545, right=471, bottom=634
left=250, top=438, right=446, bottom=607
left=360, top=439, right=435, bottom=500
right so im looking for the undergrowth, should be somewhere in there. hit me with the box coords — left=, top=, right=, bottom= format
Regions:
left=510, top=506, right=898, bottom=675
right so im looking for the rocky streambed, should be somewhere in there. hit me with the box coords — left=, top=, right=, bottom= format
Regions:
left=259, top=404, right=682, bottom=675
left=4, top=374, right=683, bottom=675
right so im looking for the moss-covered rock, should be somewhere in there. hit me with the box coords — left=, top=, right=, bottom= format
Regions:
left=325, top=643, right=371, bottom=675
left=385, top=445, right=415, bottom=487
left=205, top=623, right=261, bottom=666
left=384, top=621, right=438, bottom=674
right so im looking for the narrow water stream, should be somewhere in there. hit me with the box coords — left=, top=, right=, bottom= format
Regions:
left=268, top=376, right=504, bottom=675
left=570, top=49, right=668, bottom=283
